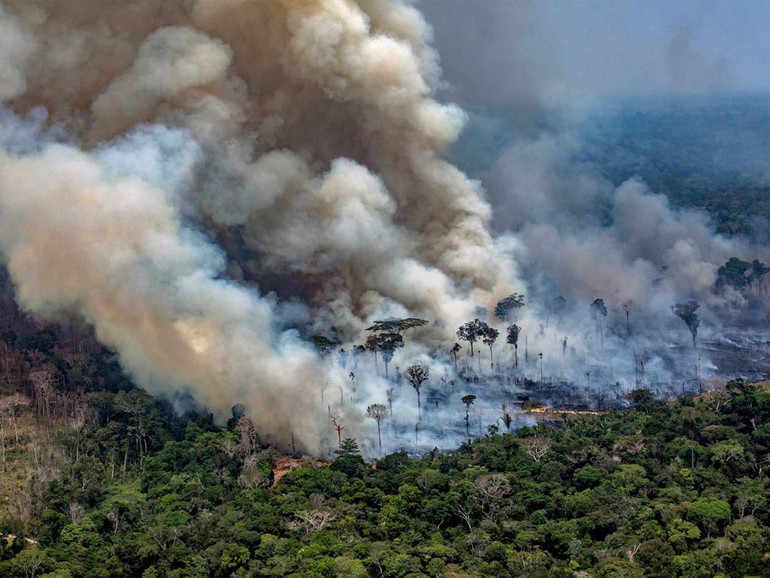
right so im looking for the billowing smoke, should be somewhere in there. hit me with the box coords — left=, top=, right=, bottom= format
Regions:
left=1, top=1, right=767, bottom=457
left=0, top=0, right=516, bottom=453
left=487, top=136, right=744, bottom=309
left=421, top=0, right=770, bottom=407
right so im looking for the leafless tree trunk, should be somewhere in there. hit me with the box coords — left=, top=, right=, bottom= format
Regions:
left=475, top=474, right=510, bottom=523
left=288, top=494, right=337, bottom=540
left=19, top=549, right=45, bottom=578
left=0, top=394, right=29, bottom=447
left=330, top=415, right=344, bottom=448
left=30, top=370, right=54, bottom=418
left=386, top=388, right=395, bottom=436
left=236, top=415, right=257, bottom=455
left=520, top=436, right=552, bottom=462
left=318, top=381, right=329, bottom=412
left=107, top=510, right=120, bottom=533
left=455, top=502, right=473, bottom=532
left=0, top=417, right=5, bottom=473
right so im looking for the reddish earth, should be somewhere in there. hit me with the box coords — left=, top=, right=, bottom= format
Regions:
left=528, top=407, right=604, bottom=421
left=272, top=456, right=327, bottom=485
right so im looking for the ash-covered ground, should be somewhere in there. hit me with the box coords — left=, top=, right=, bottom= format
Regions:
left=346, top=325, right=770, bottom=459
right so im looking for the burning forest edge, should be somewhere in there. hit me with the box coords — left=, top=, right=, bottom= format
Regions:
left=1, top=351, right=770, bottom=576
left=0, top=266, right=767, bottom=461
left=0, top=0, right=767, bottom=458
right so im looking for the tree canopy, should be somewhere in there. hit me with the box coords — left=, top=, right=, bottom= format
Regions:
left=672, top=300, right=701, bottom=347
left=494, top=293, right=525, bottom=322
left=365, top=318, right=428, bottom=335
left=457, top=319, right=488, bottom=356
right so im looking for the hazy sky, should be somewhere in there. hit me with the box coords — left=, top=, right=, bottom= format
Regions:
left=418, top=0, right=770, bottom=108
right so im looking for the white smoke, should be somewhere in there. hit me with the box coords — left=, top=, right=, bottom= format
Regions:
left=0, top=5, right=35, bottom=103
left=0, top=0, right=517, bottom=453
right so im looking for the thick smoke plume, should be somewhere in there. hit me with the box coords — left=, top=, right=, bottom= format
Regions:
left=419, top=0, right=770, bottom=418
left=0, top=0, right=515, bottom=453
left=1, top=1, right=767, bottom=457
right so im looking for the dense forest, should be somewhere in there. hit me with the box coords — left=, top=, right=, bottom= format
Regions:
left=2, top=348, right=769, bottom=577
left=456, top=94, right=770, bottom=238
left=578, top=94, right=770, bottom=240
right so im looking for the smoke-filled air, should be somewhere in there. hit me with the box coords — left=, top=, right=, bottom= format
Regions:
left=0, top=0, right=767, bottom=457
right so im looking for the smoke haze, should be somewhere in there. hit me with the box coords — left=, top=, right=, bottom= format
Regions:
left=419, top=0, right=769, bottom=317
left=0, top=0, right=767, bottom=456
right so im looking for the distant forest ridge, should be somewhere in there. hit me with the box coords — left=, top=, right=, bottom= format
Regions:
left=453, top=92, right=770, bottom=237
left=581, top=93, right=770, bottom=236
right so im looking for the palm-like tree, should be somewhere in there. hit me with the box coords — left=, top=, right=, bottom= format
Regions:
left=506, top=325, right=520, bottom=369
left=366, top=404, right=388, bottom=455
left=450, top=343, right=461, bottom=371
left=462, top=394, right=476, bottom=441
left=671, top=301, right=700, bottom=348
left=407, top=364, right=429, bottom=418
left=480, top=326, right=499, bottom=371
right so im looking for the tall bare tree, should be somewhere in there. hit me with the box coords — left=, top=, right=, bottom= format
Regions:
left=30, top=369, right=54, bottom=417
left=318, top=381, right=329, bottom=413
left=366, top=403, right=388, bottom=455
left=235, top=415, right=257, bottom=456
left=0, top=393, right=28, bottom=448
left=330, top=414, right=345, bottom=449
left=289, top=494, right=338, bottom=540
left=520, top=436, right=552, bottom=462
left=475, top=474, right=511, bottom=523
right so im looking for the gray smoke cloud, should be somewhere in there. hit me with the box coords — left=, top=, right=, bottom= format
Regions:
left=0, top=0, right=767, bottom=457
left=419, top=0, right=770, bottom=107
left=416, top=0, right=770, bottom=407
left=486, top=137, right=745, bottom=308
left=0, top=0, right=518, bottom=454
left=474, top=121, right=763, bottom=404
